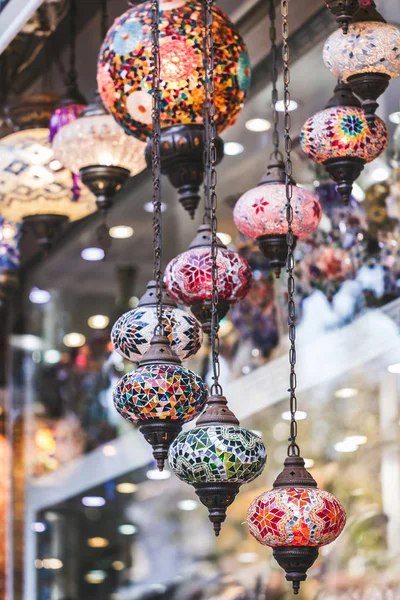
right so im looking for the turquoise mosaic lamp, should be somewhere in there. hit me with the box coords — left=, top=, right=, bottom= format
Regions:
left=169, top=393, right=266, bottom=535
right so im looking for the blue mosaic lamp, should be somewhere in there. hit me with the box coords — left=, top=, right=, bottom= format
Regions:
left=113, top=333, right=208, bottom=470
left=169, top=393, right=266, bottom=535
left=0, top=218, right=21, bottom=306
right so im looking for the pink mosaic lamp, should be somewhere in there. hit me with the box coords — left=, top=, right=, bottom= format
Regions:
left=165, top=224, right=252, bottom=333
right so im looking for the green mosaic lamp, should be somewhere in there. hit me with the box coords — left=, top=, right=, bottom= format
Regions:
left=169, top=394, right=266, bottom=535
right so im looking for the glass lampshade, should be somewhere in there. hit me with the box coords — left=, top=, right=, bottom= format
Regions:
left=113, top=363, right=207, bottom=424
left=0, top=129, right=97, bottom=223
left=323, top=21, right=400, bottom=82
left=300, top=106, right=388, bottom=165
left=52, top=113, right=146, bottom=175
left=112, top=305, right=202, bottom=362
left=247, top=486, right=346, bottom=547
left=0, top=218, right=20, bottom=271
left=49, top=103, right=87, bottom=143
left=165, top=245, right=252, bottom=306
left=97, top=0, right=251, bottom=140
left=234, top=184, right=322, bottom=241
left=169, top=425, right=266, bottom=484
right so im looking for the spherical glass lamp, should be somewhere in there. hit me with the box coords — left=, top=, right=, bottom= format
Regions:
left=0, top=218, right=21, bottom=306
left=53, top=94, right=147, bottom=213
left=247, top=456, right=346, bottom=594
left=233, top=162, right=322, bottom=276
left=169, top=394, right=266, bottom=535
left=0, top=129, right=97, bottom=248
left=112, top=280, right=202, bottom=361
left=165, top=224, right=252, bottom=332
left=98, top=0, right=250, bottom=218
left=113, top=334, right=208, bottom=469
left=300, top=82, right=388, bottom=204
left=323, top=5, right=400, bottom=118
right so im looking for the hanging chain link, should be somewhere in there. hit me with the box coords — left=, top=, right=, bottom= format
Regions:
left=151, top=0, right=164, bottom=335
left=204, top=0, right=222, bottom=395
left=269, top=0, right=283, bottom=163
left=282, top=0, right=300, bottom=458
left=202, top=1, right=211, bottom=225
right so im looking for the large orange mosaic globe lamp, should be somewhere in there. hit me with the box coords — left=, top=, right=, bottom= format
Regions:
left=97, top=0, right=251, bottom=218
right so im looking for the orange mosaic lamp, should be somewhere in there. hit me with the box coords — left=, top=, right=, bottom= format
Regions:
left=98, top=0, right=250, bottom=218
left=247, top=456, right=346, bottom=594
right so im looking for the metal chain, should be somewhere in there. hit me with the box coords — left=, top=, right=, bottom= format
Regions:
left=269, top=0, right=283, bottom=163
left=204, top=0, right=222, bottom=395
left=202, top=0, right=211, bottom=226
left=151, top=0, right=163, bottom=335
left=282, top=0, right=300, bottom=458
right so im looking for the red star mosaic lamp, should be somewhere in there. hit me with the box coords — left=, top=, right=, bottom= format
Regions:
left=233, top=0, right=321, bottom=276
left=169, top=2, right=266, bottom=534
left=300, top=81, right=388, bottom=204
left=323, top=0, right=400, bottom=120
left=246, top=2, right=346, bottom=593
left=165, top=223, right=252, bottom=333
left=111, top=0, right=207, bottom=470
left=98, top=0, right=251, bottom=218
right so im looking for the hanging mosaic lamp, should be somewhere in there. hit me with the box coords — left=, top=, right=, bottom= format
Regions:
left=247, top=457, right=346, bottom=594
left=247, top=4, right=346, bottom=593
left=97, top=0, right=251, bottom=218
left=114, top=333, right=207, bottom=469
left=170, top=3, right=265, bottom=535
left=300, top=81, right=388, bottom=204
left=233, top=0, right=321, bottom=277
left=112, top=0, right=207, bottom=471
left=0, top=218, right=20, bottom=307
left=48, top=0, right=87, bottom=143
left=323, top=1, right=400, bottom=121
left=0, top=97, right=97, bottom=249
left=324, top=0, right=360, bottom=33
left=169, top=394, right=266, bottom=535
left=111, top=279, right=202, bottom=362
left=53, top=0, right=147, bottom=214
left=53, top=94, right=146, bottom=213
left=233, top=162, right=322, bottom=277
left=165, top=223, right=252, bottom=333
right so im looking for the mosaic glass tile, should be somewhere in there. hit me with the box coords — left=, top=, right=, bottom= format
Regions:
left=98, top=0, right=250, bottom=140
left=324, top=22, right=400, bottom=82
left=247, top=487, right=346, bottom=547
left=0, top=218, right=20, bottom=271
left=301, top=106, right=388, bottom=165
left=165, top=246, right=252, bottom=306
left=169, top=426, right=266, bottom=483
left=234, top=183, right=322, bottom=241
left=113, top=364, right=207, bottom=424
left=111, top=305, right=202, bottom=362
